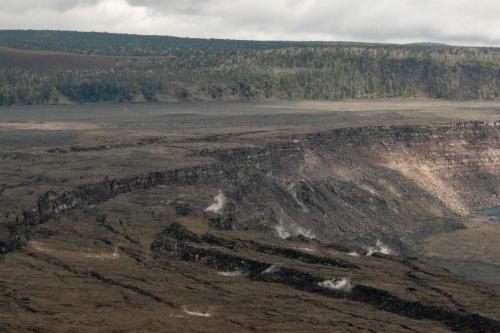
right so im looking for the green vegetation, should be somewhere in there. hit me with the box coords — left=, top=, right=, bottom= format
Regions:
left=0, top=30, right=386, bottom=55
left=2, top=30, right=500, bottom=105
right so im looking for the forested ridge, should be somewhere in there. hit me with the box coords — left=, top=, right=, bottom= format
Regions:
left=2, top=30, right=500, bottom=105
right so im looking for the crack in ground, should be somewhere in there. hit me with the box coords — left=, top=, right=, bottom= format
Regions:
left=152, top=226, right=500, bottom=333
left=24, top=251, right=175, bottom=307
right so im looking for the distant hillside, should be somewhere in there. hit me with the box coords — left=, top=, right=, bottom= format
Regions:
left=0, top=30, right=374, bottom=56
left=0, top=45, right=118, bottom=70
left=2, top=30, right=500, bottom=105
left=405, top=42, right=450, bottom=47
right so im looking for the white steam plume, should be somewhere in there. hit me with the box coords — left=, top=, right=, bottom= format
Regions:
left=275, top=223, right=291, bottom=239
left=366, top=240, right=394, bottom=256
left=262, top=264, right=282, bottom=274
left=298, top=247, right=315, bottom=253
left=183, top=306, right=212, bottom=318
left=205, top=191, right=226, bottom=214
left=275, top=219, right=316, bottom=240
left=318, top=278, right=353, bottom=293
left=295, top=226, right=316, bottom=239
left=217, top=270, right=242, bottom=277
left=348, top=251, right=360, bottom=257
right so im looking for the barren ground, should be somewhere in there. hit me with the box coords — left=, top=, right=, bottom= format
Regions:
left=1, top=99, right=500, bottom=332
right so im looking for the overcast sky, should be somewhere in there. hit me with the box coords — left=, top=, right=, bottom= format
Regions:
left=1, top=0, right=500, bottom=46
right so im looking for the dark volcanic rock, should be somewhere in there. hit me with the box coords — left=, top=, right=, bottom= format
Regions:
left=4, top=121, right=500, bottom=255
left=152, top=223, right=500, bottom=333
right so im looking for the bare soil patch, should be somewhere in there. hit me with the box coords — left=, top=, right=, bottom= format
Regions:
left=0, top=121, right=100, bottom=131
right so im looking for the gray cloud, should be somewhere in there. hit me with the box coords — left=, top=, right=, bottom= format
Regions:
left=3, top=0, right=100, bottom=13
left=1, top=0, right=500, bottom=46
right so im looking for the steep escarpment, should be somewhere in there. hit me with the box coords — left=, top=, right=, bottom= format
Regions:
left=4, top=121, right=499, bottom=257
left=205, top=122, right=500, bottom=251
left=4, top=30, right=500, bottom=105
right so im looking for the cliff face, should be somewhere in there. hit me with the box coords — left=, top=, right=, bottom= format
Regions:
left=4, top=121, right=498, bottom=256
left=205, top=122, right=500, bottom=251
left=4, top=30, right=500, bottom=105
